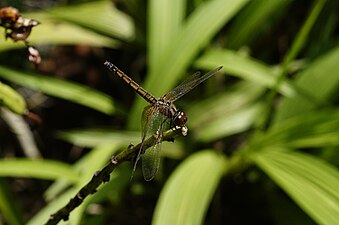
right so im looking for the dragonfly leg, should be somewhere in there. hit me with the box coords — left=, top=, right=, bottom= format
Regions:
left=111, top=155, right=118, bottom=164
left=152, top=130, right=160, bottom=140
left=173, top=125, right=188, bottom=136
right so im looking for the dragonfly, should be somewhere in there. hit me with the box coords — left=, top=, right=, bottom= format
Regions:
left=104, top=61, right=222, bottom=180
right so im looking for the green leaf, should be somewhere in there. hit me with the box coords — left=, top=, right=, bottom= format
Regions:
left=128, top=0, right=249, bottom=129
left=194, top=103, right=262, bottom=142
left=0, top=66, right=115, bottom=115
left=0, top=159, right=79, bottom=182
left=0, top=82, right=26, bottom=115
left=252, top=150, right=339, bottom=225
left=226, top=0, right=293, bottom=48
left=273, top=45, right=339, bottom=123
left=29, top=144, right=123, bottom=225
left=0, top=178, right=24, bottom=225
left=186, top=82, right=263, bottom=141
left=152, top=150, right=227, bottom=225
left=27, top=188, right=79, bottom=225
left=195, top=48, right=295, bottom=96
left=57, top=129, right=140, bottom=147
left=31, top=15, right=118, bottom=47
left=57, top=128, right=185, bottom=159
left=47, top=0, right=134, bottom=41
left=259, top=109, right=339, bottom=148
left=44, top=144, right=121, bottom=200
left=148, top=0, right=185, bottom=74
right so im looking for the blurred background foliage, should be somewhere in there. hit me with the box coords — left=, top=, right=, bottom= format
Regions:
left=0, top=0, right=339, bottom=224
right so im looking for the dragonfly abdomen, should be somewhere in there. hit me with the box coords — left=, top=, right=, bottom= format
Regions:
left=104, top=61, right=157, bottom=104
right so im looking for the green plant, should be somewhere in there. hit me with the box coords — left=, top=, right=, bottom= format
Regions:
left=0, top=0, right=339, bottom=225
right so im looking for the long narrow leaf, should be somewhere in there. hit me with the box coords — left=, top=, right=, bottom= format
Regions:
left=0, top=66, right=115, bottom=115
left=0, top=159, right=79, bottom=182
left=30, top=144, right=123, bottom=225
left=252, top=149, right=339, bottom=225
left=0, top=81, right=26, bottom=115
left=56, top=129, right=140, bottom=147
left=194, top=103, right=262, bottom=142
left=186, top=81, right=263, bottom=141
left=148, top=0, right=185, bottom=71
left=273, top=46, right=339, bottom=123
left=153, top=150, right=227, bottom=225
left=195, top=48, right=295, bottom=96
left=227, top=0, right=293, bottom=48
left=47, top=0, right=134, bottom=41
left=0, top=178, right=24, bottom=225
left=260, top=109, right=339, bottom=148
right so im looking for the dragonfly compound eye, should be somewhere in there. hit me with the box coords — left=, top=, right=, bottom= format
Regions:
left=174, top=111, right=187, bottom=127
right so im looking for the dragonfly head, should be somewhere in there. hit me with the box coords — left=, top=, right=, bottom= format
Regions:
left=173, top=110, right=187, bottom=127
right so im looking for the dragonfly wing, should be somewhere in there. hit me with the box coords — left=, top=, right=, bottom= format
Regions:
left=141, top=105, right=169, bottom=180
left=142, top=139, right=162, bottom=181
left=163, top=66, right=223, bottom=102
left=131, top=105, right=156, bottom=177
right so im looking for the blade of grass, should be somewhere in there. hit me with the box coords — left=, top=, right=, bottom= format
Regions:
left=46, top=0, right=134, bottom=41
left=0, top=178, right=24, bottom=225
left=56, top=128, right=185, bottom=159
left=0, top=81, right=26, bottom=115
left=0, top=159, right=79, bottom=183
left=187, top=81, right=264, bottom=141
left=266, top=0, right=326, bottom=125
left=32, top=144, right=123, bottom=225
left=152, top=150, right=227, bottom=225
left=0, top=66, right=115, bottom=115
left=252, top=149, right=339, bottom=225
left=43, top=143, right=121, bottom=201
left=273, top=45, right=339, bottom=123
left=0, top=14, right=119, bottom=52
left=227, top=0, right=293, bottom=49
left=195, top=48, right=295, bottom=96
left=258, top=109, right=339, bottom=148
left=148, top=0, right=185, bottom=72
left=194, top=103, right=262, bottom=142
left=56, top=129, right=140, bottom=148
left=1, top=108, right=41, bottom=158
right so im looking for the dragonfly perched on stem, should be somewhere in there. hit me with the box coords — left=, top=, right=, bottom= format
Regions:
left=104, top=61, right=222, bottom=180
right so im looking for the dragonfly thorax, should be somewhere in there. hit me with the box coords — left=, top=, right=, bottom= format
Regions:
left=155, top=99, right=187, bottom=127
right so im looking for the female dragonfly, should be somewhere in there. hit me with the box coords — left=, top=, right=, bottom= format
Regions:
left=105, top=61, right=222, bottom=180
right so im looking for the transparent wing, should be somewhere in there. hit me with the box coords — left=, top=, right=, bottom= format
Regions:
left=142, top=140, right=162, bottom=181
left=140, top=105, right=169, bottom=181
left=163, top=66, right=223, bottom=102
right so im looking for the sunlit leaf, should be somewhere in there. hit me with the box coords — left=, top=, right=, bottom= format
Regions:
left=187, top=81, right=264, bottom=141
left=259, top=109, right=339, bottom=148
left=194, top=103, right=262, bottom=142
left=252, top=149, right=339, bottom=225
left=47, top=0, right=134, bottom=41
left=57, top=129, right=140, bottom=147
left=195, top=48, right=295, bottom=96
left=0, top=66, right=115, bottom=114
left=57, top=128, right=185, bottom=159
left=44, top=144, right=121, bottom=200
left=0, top=81, right=26, bottom=115
left=30, top=144, right=124, bottom=225
left=0, top=159, right=79, bottom=182
left=274, top=46, right=339, bottom=122
left=153, top=150, right=227, bottom=225
left=148, top=0, right=185, bottom=70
